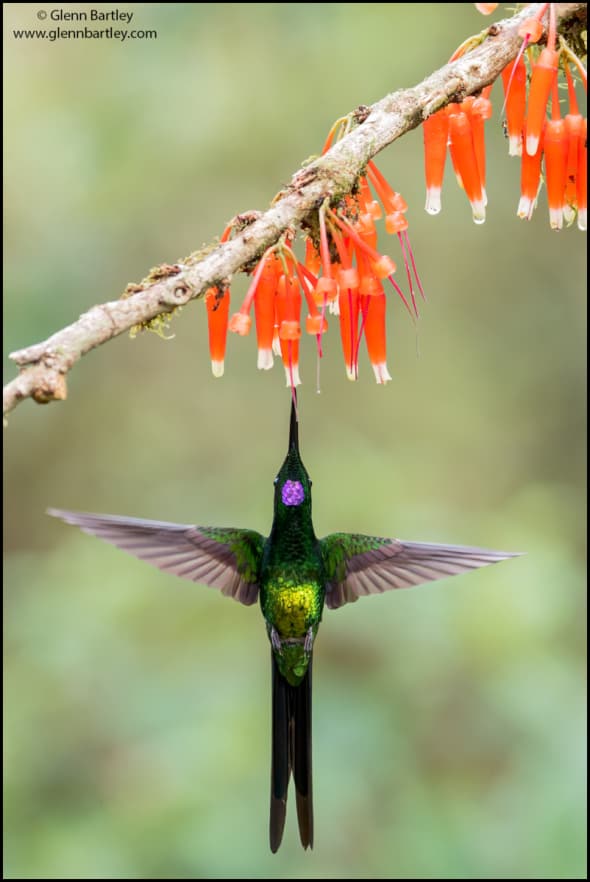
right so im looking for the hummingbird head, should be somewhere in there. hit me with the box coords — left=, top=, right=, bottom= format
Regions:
left=273, top=399, right=312, bottom=515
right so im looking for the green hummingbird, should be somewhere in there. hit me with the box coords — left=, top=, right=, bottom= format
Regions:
left=48, top=399, right=519, bottom=853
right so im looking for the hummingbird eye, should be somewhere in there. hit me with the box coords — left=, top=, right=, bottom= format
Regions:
left=273, top=477, right=279, bottom=486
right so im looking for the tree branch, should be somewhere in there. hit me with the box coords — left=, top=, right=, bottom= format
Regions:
left=4, top=2, right=585, bottom=422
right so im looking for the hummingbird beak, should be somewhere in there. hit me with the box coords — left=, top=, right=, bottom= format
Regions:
left=289, top=393, right=299, bottom=455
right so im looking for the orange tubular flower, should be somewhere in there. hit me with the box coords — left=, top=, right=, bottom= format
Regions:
left=448, top=109, right=486, bottom=223
left=474, top=3, right=499, bottom=14
left=357, top=249, right=381, bottom=298
left=208, top=50, right=590, bottom=391
left=420, top=5, right=584, bottom=232
left=205, top=286, right=230, bottom=378
left=544, top=119, right=568, bottom=230
left=275, top=274, right=302, bottom=388
left=524, top=3, right=559, bottom=156
left=229, top=250, right=271, bottom=337
left=517, top=15, right=546, bottom=47
left=358, top=176, right=382, bottom=219
left=468, top=87, right=493, bottom=204
left=305, top=239, right=321, bottom=276
left=447, top=104, right=464, bottom=189
left=512, top=5, right=548, bottom=83
left=525, top=47, right=559, bottom=156
left=286, top=250, right=328, bottom=349
left=228, top=311, right=251, bottom=336
left=366, top=165, right=426, bottom=310
left=326, top=220, right=359, bottom=379
left=563, top=66, right=584, bottom=225
left=501, top=54, right=527, bottom=156
left=423, top=110, right=449, bottom=214
left=544, top=83, right=568, bottom=230
left=356, top=212, right=379, bottom=251
left=314, top=206, right=338, bottom=307
left=518, top=127, right=544, bottom=220
left=338, top=282, right=360, bottom=381
left=219, top=223, right=234, bottom=243
left=564, top=116, right=584, bottom=224
left=329, top=207, right=415, bottom=317
left=366, top=162, right=408, bottom=218
left=305, top=313, right=328, bottom=336
left=577, top=119, right=587, bottom=232
left=253, top=255, right=280, bottom=370
left=363, top=287, right=391, bottom=384
left=385, top=211, right=408, bottom=235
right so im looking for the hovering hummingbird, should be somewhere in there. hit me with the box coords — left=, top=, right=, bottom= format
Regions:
left=48, top=399, right=519, bottom=853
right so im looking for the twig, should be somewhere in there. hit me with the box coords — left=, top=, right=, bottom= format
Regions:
left=4, top=3, right=585, bottom=422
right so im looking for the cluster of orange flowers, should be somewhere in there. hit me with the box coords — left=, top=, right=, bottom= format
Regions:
left=203, top=3, right=585, bottom=389
left=426, top=3, right=587, bottom=230
left=205, top=154, right=423, bottom=387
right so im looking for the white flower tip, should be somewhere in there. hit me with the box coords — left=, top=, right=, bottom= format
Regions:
left=345, top=365, right=358, bottom=381
left=425, top=189, right=442, bottom=215
left=211, top=360, right=225, bottom=378
left=328, top=299, right=340, bottom=316
left=508, top=135, right=522, bottom=157
left=372, top=362, right=392, bottom=384
left=526, top=135, right=540, bottom=156
left=257, top=349, right=274, bottom=370
left=563, top=205, right=576, bottom=225
left=471, top=200, right=486, bottom=224
left=517, top=196, right=534, bottom=220
left=272, top=337, right=282, bottom=356
left=577, top=209, right=587, bottom=232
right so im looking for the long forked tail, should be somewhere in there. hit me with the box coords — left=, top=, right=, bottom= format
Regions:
left=270, top=653, right=313, bottom=853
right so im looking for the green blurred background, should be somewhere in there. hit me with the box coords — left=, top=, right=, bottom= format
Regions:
left=4, top=4, right=586, bottom=878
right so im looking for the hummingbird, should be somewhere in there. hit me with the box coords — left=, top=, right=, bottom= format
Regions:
left=48, top=399, right=519, bottom=853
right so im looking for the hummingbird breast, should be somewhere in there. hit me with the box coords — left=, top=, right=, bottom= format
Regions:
left=264, top=578, right=323, bottom=638
left=260, top=524, right=325, bottom=648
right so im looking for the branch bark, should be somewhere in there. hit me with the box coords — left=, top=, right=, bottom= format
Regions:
left=4, top=2, right=586, bottom=422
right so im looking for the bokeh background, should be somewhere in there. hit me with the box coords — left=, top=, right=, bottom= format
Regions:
left=4, top=4, right=586, bottom=879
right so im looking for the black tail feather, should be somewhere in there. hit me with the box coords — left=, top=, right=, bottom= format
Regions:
left=270, top=653, right=290, bottom=853
left=269, top=653, right=313, bottom=853
left=293, top=657, right=313, bottom=849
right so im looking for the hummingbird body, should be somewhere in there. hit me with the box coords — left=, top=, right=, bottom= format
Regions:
left=260, top=565, right=322, bottom=682
left=259, top=407, right=325, bottom=687
left=48, top=399, right=520, bottom=853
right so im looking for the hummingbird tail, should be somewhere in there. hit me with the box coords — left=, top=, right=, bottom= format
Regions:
left=269, top=652, right=313, bottom=853
left=270, top=652, right=290, bottom=852
left=293, top=655, right=313, bottom=850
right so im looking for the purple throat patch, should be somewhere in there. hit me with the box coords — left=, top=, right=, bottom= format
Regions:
left=282, top=480, right=305, bottom=506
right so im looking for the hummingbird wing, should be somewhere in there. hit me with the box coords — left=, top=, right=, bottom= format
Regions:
left=48, top=508, right=264, bottom=605
left=320, top=533, right=521, bottom=610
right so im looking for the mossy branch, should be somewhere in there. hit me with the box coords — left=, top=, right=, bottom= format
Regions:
left=4, top=2, right=586, bottom=423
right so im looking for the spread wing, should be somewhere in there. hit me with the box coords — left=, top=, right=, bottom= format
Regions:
left=320, top=533, right=521, bottom=610
left=48, top=508, right=265, bottom=606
